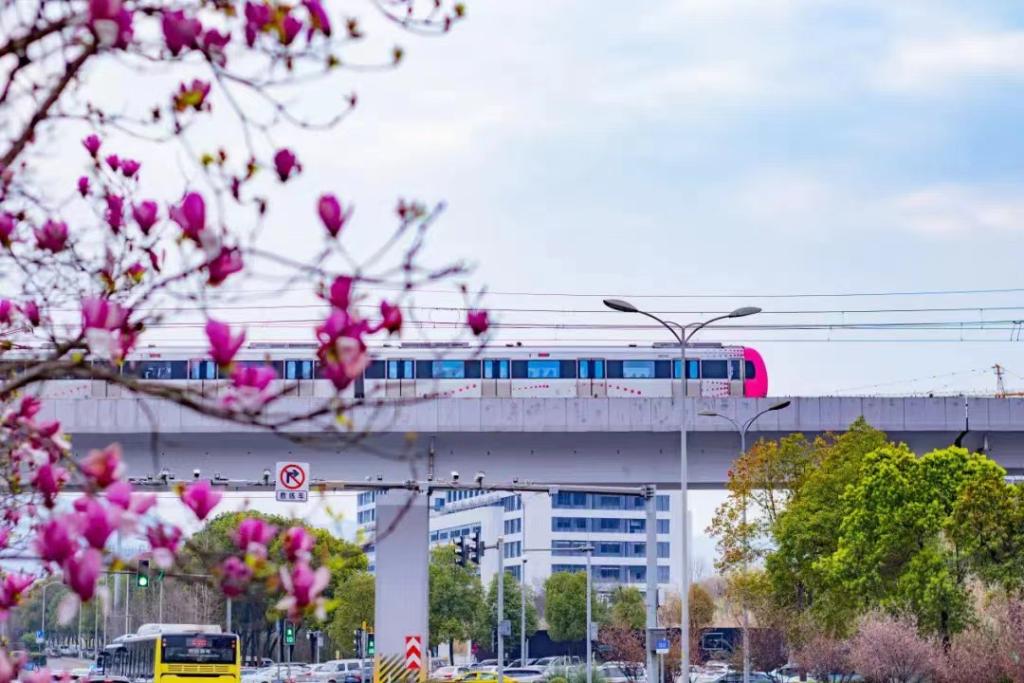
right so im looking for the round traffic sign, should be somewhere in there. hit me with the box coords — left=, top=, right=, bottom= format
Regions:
left=278, top=463, right=307, bottom=490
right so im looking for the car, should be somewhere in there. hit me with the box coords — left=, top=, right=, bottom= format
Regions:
left=598, top=663, right=645, bottom=683
left=433, top=666, right=470, bottom=681
left=455, top=671, right=499, bottom=683
left=502, top=667, right=547, bottom=682
left=705, top=674, right=775, bottom=683
left=305, top=660, right=365, bottom=683
left=243, top=664, right=312, bottom=683
left=506, top=660, right=535, bottom=668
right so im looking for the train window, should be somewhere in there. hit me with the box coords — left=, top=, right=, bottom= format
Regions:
left=284, top=360, right=314, bottom=380
left=673, top=360, right=700, bottom=379
left=386, top=360, right=413, bottom=379
left=484, top=360, right=509, bottom=379
left=594, top=359, right=604, bottom=379
left=654, top=360, right=671, bottom=378
left=701, top=360, right=728, bottom=379
left=579, top=360, right=588, bottom=379
left=236, top=360, right=283, bottom=376
left=465, top=361, right=482, bottom=379
left=364, top=360, right=385, bottom=379
left=578, top=359, right=605, bottom=379
left=124, top=361, right=187, bottom=380
left=560, top=360, right=577, bottom=378
left=190, top=360, right=217, bottom=380
left=730, top=360, right=741, bottom=380
left=433, top=360, right=465, bottom=379
left=622, top=361, right=655, bottom=378
left=527, top=360, right=560, bottom=379
left=745, top=360, right=757, bottom=379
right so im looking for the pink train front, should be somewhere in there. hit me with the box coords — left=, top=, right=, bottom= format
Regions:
left=7, top=343, right=768, bottom=400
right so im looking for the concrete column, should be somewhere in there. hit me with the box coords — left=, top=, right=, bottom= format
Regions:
left=645, top=489, right=659, bottom=683
left=374, top=490, right=429, bottom=669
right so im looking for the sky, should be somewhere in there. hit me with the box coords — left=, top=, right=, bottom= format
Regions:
left=18, top=0, right=1024, bottom=569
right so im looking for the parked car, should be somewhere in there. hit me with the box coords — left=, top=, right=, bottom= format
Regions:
left=433, top=666, right=470, bottom=681
left=305, top=660, right=365, bottom=683
left=455, top=671, right=499, bottom=683
left=507, top=660, right=535, bottom=668
left=243, top=664, right=311, bottom=683
left=533, top=656, right=581, bottom=671
left=502, top=667, right=547, bottom=682
left=598, top=663, right=645, bottom=683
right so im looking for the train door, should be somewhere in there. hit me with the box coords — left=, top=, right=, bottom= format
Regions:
left=386, top=359, right=414, bottom=398
left=577, top=359, right=606, bottom=398
left=482, top=359, right=510, bottom=397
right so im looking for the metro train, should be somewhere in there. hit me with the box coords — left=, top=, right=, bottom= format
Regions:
left=2, top=343, right=768, bottom=400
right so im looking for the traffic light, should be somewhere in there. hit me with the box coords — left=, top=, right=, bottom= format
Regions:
left=366, top=630, right=375, bottom=656
left=468, top=532, right=484, bottom=566
left=284, top=623, right=296, bottom=645
left=353, top=628, right=364, bottom=658
left=453, top=536, right=467, bottom=567
left=136, top=560, right=150, bottom=588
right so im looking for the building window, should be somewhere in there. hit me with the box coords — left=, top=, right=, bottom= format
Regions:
left=503, top=496, right=522, bottom=512
left=657, top=520, right=670, bottom=534
left=658, top=542, right=670, bottom=558
left=552, top=564, right=585, bottom=574
left=508, top=565, right=522, bottom=580
left=658, top=566, right=670, bottom=582
left=656, top=495, right=670, bottom=512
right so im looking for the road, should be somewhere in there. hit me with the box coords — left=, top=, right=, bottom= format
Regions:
left=44, top=657, right=93, bottom=673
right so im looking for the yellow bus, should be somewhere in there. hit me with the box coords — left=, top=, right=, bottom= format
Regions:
left=98, top=624, right=240, bottom=683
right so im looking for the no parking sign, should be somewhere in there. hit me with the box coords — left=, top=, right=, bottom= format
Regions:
left=275, top=461, right=310, bottom=502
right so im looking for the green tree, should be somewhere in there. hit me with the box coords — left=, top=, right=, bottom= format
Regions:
left=429, top=546, right=485, bottom=652
left=543, top=572, right=605, bottom=643
left=608, top=586, right=646, bottom=630
left=473, top=570, right=538, bottom=653
left=818, top=445, right=1009, bottom=641
left=326, top=571, right=375, bottom=658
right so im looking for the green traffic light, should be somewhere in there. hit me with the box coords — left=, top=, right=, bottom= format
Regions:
left=137, top=574, right=149, bottom=588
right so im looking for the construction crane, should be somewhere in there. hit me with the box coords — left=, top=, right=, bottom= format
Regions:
left=993, top=363, right=1024, bottom=398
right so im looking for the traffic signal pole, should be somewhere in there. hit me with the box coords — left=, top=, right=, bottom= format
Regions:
left=496, top=538, right=504, bottom=683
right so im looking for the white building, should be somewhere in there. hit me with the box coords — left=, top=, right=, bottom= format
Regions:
left=356, top=489, right=679, bottom=593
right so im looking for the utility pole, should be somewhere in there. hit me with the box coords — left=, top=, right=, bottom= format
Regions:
left=519, top=493, right=527, bottom=665
left=644, top=488, right=659, bottom=683
left=226, top=599, right=232, bottom=633
left=585, top=545, right=593, bottom=683
left=124, top=579, right=130, bottom=636
left=496, top=537, right=504, bottom=683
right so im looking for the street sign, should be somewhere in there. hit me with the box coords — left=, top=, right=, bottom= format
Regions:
left=405, top=635, right=423, bottom=670
left=499, top=620, right=512, bottom=637
left=275, top=462, right=310, bottom=502
left=589, top=622, right=599, bottom=640
left=655, top=639, right=670, bottom=654
left=36, top=630, right=44, bottom=642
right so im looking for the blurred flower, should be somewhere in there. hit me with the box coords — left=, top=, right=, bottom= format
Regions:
left=202, top=29, right=230, bottom=66
left=0, top=572, right=35, bottom=615
left=234, top=518, right=278, bottom=556
left=327, top=277, right=353, bottom=311
left=105, top=154, right=120, bottom=171
left=181, top=480, right=222, bottom=520
left=161, top=10, right=202, bottom=56
left=77, top=176, right=90, bottom=197
left=467, top=310, right=489, bottom=336
left=20, top=301, right=39, bottom=326
left=303, top=0, right=331, bottom=38
left=280, top=14, right=302, bottom=45
left=173, top=80, right=211, bottom=113
left=88, top=0, right=133, bottom=48
left=79, top=443, right=124, bottom=488
left=219, top=556, right=252, bottom=597
left=132, top=200, right=159, bottom=235
left=244, top=1, right=273, bottom=46
left=317, top=194, right=350, bottom=237
left=379, top=301, right=402, bottom=334
left=0, top=213, right=15, bottom=248
left=120, top=159, right=140, bottom=178
left=105, top=194, right=125, bottom=233
left=82, top=135, right=102, bottom=158
left=34, top=220, right=68, bottom=252
left=278, top=562, right=329, bottom=616
left=81, top=297, right=128, bottom=332
left=282, top=526, right=314, bottom=562
left=35, top=518, right=75, bottom=565
left=73, top=496, right=119, bottom=549
left=32, top=463, right=68, bottom=508
left=273, top=149, right=300, bottom=182
left=205, top=319, right=245, bottom=367
left=63, top=548, right=102, bottom=601
left=146, top=524, right=183, bottom=569
left=170, top=192, right=206, bottom=242
left=207, top=247, right=243, bottom=286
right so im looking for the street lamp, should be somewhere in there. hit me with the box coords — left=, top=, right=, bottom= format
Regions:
left=698, top=400, right=790, bottom=683
left=603, top=299, right=761, bottom=683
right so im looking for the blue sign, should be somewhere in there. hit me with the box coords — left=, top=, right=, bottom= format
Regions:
left=36, top=630, right=45, bottom=641
left=655, top=638, right=670, bottom=653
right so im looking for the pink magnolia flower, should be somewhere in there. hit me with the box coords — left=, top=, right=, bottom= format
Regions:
left=124, top=261, right=145, bottom=284
left=74, top=496, right=119, bottom=549
left=205, top=319, right=245, bottom=367
left=77, top=176, right=90, bottom=197
left=279, top=561, right=330, bottom=614
left=327, top=276, right=353, bottom=311
left=0, top=572, right=35, bottom=613
left=173, top=80, right=211, bottom=113
left=219, top=556, right=252, bottom=597
left=120, top=159, right=140, bottom=178
left=79, top=443, right=124, bottom=488
left=319, top=336, right=370, bottom=391
left=132, top=200, right=159, bottom=235
left=0, top=300, right=11, bottom=325
left=273, top=148, right=300, bottom=182
left=0, top=528, right=9, bottom=551
left=378, top=301, right=402, bottom=334
left=202, top=29, right=230, bottom=66
left=34, top=220, right=68, bottom=252
left=18, top=395, right=41, bottom=420
left=207, top=247, right=243, bottom=286
left=146, top=524, right=183, bottom=569
left=81, top=297, right=128, bottom=331
left=303, top=0, right=331, bottom=38
left=170, top=192, right=206, bottom=242
left=0, top=213, right=14, bottom=248
left=63, top=548, right=102, bottom=601
left=161, top=10, right=202, bottom=56
left=35, top=518, right=75, bottom=565
left=244, top=1, right=273, bottom=46
left=105, top=154, right=120, bottom=171
left=105, top=194, right=125, bottom=233
left=282, top=526, right=314, bottom=562
left=226, top=365, right=276, bottom=410
left=88, top=0, right=133, bottom=48
left=181, top=480, right=221, bottom=520
left=317, top=194, right=351, bottom=237
left=82, top=134, right=102, bottom=158
left=33, top=463, right=68, bottom=508
left=467, top=310, right=489, bottom=336
left=21, top=300, right=40, bottom=326
left=280, top=14, right=302, bottom=45
left=105, top=480, right=134, bottom=509
left=233, top=518, right=278, bottom=556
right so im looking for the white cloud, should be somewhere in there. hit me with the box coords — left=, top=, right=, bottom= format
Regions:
left=891, top=184, right=1024, bottom=234
left=877, top=31, right=1024, bottom=92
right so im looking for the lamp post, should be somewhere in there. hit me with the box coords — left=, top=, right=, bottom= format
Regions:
left=698, top=401, right=791, bottom=683
left=603, top=299, right=761, bottom=683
